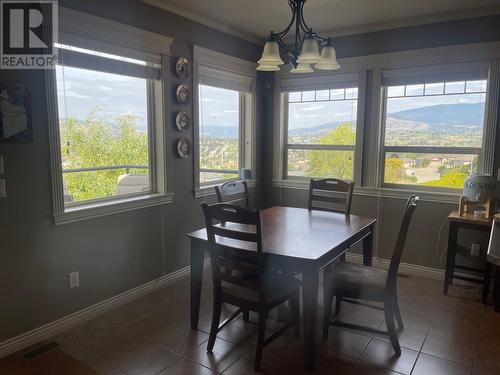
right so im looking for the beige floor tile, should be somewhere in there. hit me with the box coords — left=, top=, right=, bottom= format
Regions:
left=359, top=339, right=418, bottom=375
left=412, top=353, right=471, bottom=375
left=116, top=344, right=181, bottom=375
left=158, top=358, right=216, bottom=375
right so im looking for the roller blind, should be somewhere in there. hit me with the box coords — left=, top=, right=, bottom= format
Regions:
left=280, top=72, right=359, bottom=92
left=382, top=61, right=489, bottom=86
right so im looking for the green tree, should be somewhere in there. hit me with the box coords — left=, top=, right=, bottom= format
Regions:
left=60, top=110, right=148, bottom=202
left=423, top=171, right=468, bottom=188
left=305, top=123, right=355, bottom=179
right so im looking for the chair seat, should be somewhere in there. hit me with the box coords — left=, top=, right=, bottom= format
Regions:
left=328, top=262, right=388, bottom=301
left=222, top=273, right=301, bottom=305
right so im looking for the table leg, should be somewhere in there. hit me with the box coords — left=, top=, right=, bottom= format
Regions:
left=494, top=266, right=500, bottom=313
left=302, top=265, right=319, bottom=372
left=444, top=222, right=457, bottom=295
left=363, top=224, right=374, bottom=266
left=191, top=238, right=205, bottom=329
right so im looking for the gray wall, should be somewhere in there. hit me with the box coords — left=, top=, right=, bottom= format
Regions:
left=1, top=2, right=499, bottom=343
left=0, top=0, right=263, bottom=342
left=263, top=15, right=500, bottom=271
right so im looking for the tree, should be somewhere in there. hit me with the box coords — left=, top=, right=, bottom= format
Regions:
left=305, top=123, right=355, bottom=179
left=60, top=110, right=148, bottom=202
left=423, top=170, right=468, bottom=188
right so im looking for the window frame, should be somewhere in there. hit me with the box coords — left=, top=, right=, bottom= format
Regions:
left=197, top=85, right=246, bottom=187
left=283, top=87, right=361, bottom=182
left=278, top=71, right=366, bottom=185
left=193, top=46, right=257, bottom=197
left=379, top=72, right=492, bottom=192
left=47, top=7, right=173, bottom=225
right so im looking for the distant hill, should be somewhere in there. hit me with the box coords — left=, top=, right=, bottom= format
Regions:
left=201, top=126, right=238, bottom=139
left=389, top=103, right=484, bottom=127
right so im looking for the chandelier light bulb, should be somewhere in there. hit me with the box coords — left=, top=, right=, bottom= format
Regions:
left=257, top=40, right=284, bottom=65
left=298, top=36, right=321, bottom=64
left=315, top=45, right=340, bottom=70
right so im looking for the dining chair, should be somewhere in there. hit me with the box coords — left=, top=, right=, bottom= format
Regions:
left=201, top=202, right=301, bottom=371
left=308, top=178, right=355, bottom=215
left=215, top=180, right=249, bottom=208
left=322, top=195, right=419, bottom=356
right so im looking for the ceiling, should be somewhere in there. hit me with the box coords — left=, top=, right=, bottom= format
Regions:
left=143, top=0, right=500, bottom=43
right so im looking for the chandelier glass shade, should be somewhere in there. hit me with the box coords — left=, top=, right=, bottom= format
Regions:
left=256, top=0, right=340, bottom=73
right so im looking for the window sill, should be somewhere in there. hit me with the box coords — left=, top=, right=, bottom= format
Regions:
left=272, top=179, right=461, bottom=204
left=194, top=179, right=257, bottom=199
left=53, top=193, right=174, bottom=226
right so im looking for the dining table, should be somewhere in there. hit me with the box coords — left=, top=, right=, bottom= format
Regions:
left=188, top=206, right=377, bottom=372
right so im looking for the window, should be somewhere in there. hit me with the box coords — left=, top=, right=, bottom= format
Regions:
left=381, top=78, right=488, bottom=189
left=285, top=87, right=359, bottom=180
left=193, top=46, right=256, bottom=194
left=47, top=8, right=173, bottom=224
left=55, top=45, right=159, bottom=205
left=198, top=84, right=242, bottom=185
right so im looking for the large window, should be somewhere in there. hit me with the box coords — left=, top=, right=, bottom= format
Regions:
left=55, top=44, right=160, bottom=206
left=381, top=79, right=487, bottom=189
left=198, top=84, right=241, bottom=185
left=286, top=87, right=358, bottom=180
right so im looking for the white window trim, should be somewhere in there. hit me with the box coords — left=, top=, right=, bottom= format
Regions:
left=279, top=72, right=366, bottom=184
left=272, top=41, right=500, bottom=203
left=193, top=46, right=257, bottom=197
left=47, top=8, right=174, bottom=225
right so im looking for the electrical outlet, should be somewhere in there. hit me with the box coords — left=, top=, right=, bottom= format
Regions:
left=69, top=271, right=80, bottom=288
left=471, top=244, right=481, bottom=257
left=0, top=179, right=5, bottom=198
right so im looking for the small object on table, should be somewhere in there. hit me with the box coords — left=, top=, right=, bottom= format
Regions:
left=487, top=214, right=500, bottom=312
left=444, top=210, right=493, bottom=304
left=459, top=174, right=496, bottom=219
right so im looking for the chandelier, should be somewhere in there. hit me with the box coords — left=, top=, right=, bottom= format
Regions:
left=256, top=0, right=340, bottom=73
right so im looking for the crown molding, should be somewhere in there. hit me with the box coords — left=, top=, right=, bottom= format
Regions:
left=141, top=0, right=262, bottom=44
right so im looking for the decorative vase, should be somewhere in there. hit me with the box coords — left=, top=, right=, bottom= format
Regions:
left=463, top=174, right=496, bottom=202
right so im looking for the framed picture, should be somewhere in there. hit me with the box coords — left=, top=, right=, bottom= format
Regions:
left=0, top=83, right=32, bottom=143
left=175, top=111, right=189, bottom=131
left=176, top=84, right=189, bottom=104
left=175, top=57, right=189, bottom=78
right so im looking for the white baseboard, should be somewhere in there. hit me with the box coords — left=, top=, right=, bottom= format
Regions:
left=0, top=260, right=208, bottom=359
left=346, top=253, right=445, bottom=280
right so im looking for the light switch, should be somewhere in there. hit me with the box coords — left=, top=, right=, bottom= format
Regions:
left=0, top=179, right=5, bottom=198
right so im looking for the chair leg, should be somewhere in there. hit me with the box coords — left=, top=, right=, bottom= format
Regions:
left=392, top=295, right=404, bottom=330
left=322, top=275, right=334, bottom=340
left=384, top=302, right=401, bottom=356
left=334, top=297, right=342, bottom=317
left=254, top=311, right=266, bottom=371
left=290, top=290, right=300, bottom=338
left=243, top=310, right=250, bottom=322
left=483, top=263, right=492, bottom=305
left=207, top=297, right=222, bottom=352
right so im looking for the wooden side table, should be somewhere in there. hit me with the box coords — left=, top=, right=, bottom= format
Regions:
left=443, top=210, right=492, bottom=304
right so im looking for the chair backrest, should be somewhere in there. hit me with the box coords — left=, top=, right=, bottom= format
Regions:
left=215, top=180, right=249, bottom=208
left=201, top=202, right=264, bottom=300
left=308, top=178, right=355, bottom=215
left=386, top=195, right=419, bottom=292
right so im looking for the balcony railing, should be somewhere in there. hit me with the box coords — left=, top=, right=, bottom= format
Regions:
left=199, top=168, right=239, bottom=175
left=62, top=165, right=149, bottom=174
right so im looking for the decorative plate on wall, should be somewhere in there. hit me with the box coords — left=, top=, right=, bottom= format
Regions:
left=177, top=137, right=191, bottom=158
left=175, top=111, right=189, bottom=131
left=176, top=84, right=189, bottom=104
left=175, top=57, right=189, bottom=78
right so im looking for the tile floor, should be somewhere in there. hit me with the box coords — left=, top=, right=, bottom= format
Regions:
left=43, top=272, right=500, bottom=375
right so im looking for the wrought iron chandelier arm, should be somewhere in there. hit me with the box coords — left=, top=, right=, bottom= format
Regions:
left=272, top=0, right=298, bottom=39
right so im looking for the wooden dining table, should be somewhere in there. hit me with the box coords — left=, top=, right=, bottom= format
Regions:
left=188, top=206, right=376, bottom=372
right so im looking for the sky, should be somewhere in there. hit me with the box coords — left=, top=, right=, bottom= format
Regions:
left=199, top=84, right=239, bottom=129
left=56, top=65, right=148, bottom=130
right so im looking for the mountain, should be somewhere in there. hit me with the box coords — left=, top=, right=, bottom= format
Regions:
left=288, top=122, right=344, bottom=136
left=200, top=126, right=238, bottom=139
left=389, top=103, right=484, bottom=127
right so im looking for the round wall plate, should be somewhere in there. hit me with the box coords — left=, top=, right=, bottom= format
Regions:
left=177, top=137, right=191, bottom=158
left=175, top=57, right=189, bottom=78
left=176, top=84, right=189, bottom=104
left=175, top=111, right=189, bottom=131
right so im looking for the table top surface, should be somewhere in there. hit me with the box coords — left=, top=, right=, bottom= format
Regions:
left=188, top=206, right=376, bottom=261
left=448, top=210, right=493, bottom=226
